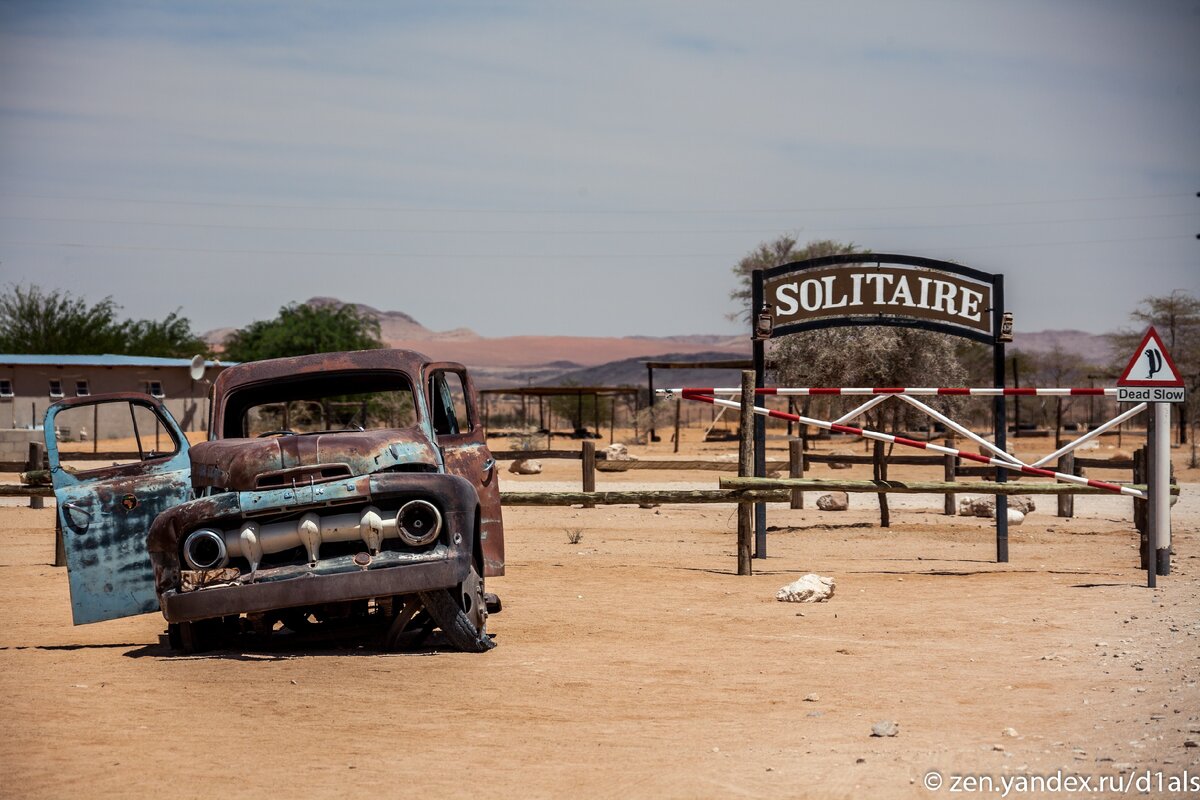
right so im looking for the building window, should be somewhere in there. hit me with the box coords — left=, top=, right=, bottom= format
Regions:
left=0, top=379, right=12, bottom=398
left=146, top=380, right=165, bottom=399
left=75, top=380, right=90, bottom=397
left=49, top=380, right=64, bottom=398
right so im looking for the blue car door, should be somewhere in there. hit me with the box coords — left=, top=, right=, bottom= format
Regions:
left=44, top=394, right=194, bottom=624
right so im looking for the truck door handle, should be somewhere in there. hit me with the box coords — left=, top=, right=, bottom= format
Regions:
left=482, top=458, right=496, bottom=480
left=62, top=501, right=92, bottom=531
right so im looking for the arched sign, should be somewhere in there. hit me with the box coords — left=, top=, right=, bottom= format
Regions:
left=755, top=253, right=1007, bottom=345
left=749, top=253, right=1013, bottom=563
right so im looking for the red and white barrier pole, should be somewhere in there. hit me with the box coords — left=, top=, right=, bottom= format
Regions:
left=672, top=387, right=1116, bottom=397
left=680, top=391, right=1147, bottom=500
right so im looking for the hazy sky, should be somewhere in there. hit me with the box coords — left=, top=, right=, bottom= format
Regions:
left=1, top=1, right=1197, bottom=340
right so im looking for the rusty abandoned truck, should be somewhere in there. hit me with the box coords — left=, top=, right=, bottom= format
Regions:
left=44, top=350, right=504, bottom=653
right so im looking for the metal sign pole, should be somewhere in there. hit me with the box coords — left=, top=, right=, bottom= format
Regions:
left=1146, top=408, right=1157, bottom=588
left=1154, top=401, right=1171, bottom=576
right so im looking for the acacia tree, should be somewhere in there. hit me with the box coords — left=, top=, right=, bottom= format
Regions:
left=1110, top=290, right=1199, bottom=457
left=0, top=284, right=206, bottom=357
left=729, top=236, right=861, bottom=322
left=223, top=301, right=383, bottom=362
left=1011, top=345, right=1090, bottom=447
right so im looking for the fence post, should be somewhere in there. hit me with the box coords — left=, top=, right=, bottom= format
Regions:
left=581, top=440, right=596, bottom=509
left=943, top=438, right=956, bottom=515
left=673, top=397, right=682, bottom=454
left=737, top=370, right=754, bottom=576
left=26, top=442, right=45, bottom=510
left=873, top=439, right=889, bottom=528
left=789, top=439, right=804, bottom=509
left=1057, top=451, right=1075, bottom=518
left=54, top=513, right=66, bottom=567
left=1133, top=446, right=1148, bottom=569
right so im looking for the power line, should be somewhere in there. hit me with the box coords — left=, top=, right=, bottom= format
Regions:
left=0, top=233, right=1191, bottom=258
left=0, top=191, right=1190, bottom=216
left=0, top=212, right=1192, bottom=235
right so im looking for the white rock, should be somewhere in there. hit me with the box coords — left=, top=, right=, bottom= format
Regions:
left=1008, top=509, right=1025, bottom=525
left=1010, top=495, right=1036, bottom=514
left=959, top=495, right=995, bottom=517
left=871, top=720, right=899, bottom=737
left=508, top=458, right=543, bottom=475
left=776, top=574, right=835, bottom=603
left=959, top=495, right=1034, bottom=518
left=604, top=443, right=635, bottom=461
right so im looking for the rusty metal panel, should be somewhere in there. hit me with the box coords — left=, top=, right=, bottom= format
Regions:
left=190, top=430, right=438, bottom=491
left=423, top=362, right=505, bottom=576
left=45, top=395, right=193, bottom=624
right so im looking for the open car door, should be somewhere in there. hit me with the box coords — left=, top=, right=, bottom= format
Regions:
left=44, top=394, right=194, bottom=624
left=425, top=363, right=504, bottom=576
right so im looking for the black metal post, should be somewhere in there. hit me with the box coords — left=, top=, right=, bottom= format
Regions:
left=993, top=276, right=1009, bottom=563
left=752, top=270, right=767, bottom=558
left=647, top=365, right=659, bottom=442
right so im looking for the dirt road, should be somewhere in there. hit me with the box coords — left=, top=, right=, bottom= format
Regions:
left=2, top=444, right=1198, bottom=799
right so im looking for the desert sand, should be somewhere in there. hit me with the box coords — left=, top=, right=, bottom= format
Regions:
left=1, top=429, right=1197, bottom=799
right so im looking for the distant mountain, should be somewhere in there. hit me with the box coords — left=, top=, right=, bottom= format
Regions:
left=549, top=352, right=754, bottom=388
left=201, top=298, right=749, bottom=385
left=306, top=296, right=479, bottom=342
left=1009, top=329, right=1114, bottom=366
left=202, top=299, right=1115, bottom=387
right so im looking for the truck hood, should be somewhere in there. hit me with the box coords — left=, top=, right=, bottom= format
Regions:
left=189, top=428, right=440, bottom=491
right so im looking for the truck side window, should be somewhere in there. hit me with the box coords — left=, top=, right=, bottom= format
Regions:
left=430, top=372, right=471, bottom=436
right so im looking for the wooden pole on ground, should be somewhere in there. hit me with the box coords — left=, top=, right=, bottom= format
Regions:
left=1057, top=451, right=1075, bottom=518
left=873, top=439, right=890, bottom=527
left=788, top=439, right=804, bottom=509
left=27, top=442, right=45, bottom=510
left=943, top=438, right=956, bottom=515
left=581, top=440, right=596, bottom=508
left=737, top=370, right=754, bottom=576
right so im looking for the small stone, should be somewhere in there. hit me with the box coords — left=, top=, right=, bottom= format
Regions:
left=828, top=450, right=855, bottom=469
left=1185, top=740, right=1199, bottom=749
left=993, top=744, right=1005, bottom=752
left=870, top=721, right=899, bottom=737
left=1003, top=727, right=1018, bottom=737
left=508, top=458, right=542, bottom=475
left=855, top=757, right=866, bottom=764
left=816, top=492, right=849, bottom=511
left=804, top=693, right=820, bottom=702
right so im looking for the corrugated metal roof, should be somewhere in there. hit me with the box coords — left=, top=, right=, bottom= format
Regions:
left=0, top=354, right=230, bottom=368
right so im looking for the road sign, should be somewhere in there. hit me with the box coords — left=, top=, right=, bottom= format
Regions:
left=1116, top=385, right=1186, bottom=404
left=1116, top=327, right=1186, bottom=403
left=1117, top=326, right=1184, bottom=388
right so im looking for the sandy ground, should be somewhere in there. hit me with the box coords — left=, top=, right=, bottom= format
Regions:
left=1, top=430, right=1198, bottom=799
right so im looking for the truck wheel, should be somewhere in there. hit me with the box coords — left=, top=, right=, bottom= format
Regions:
left=418, top=565, right=494, bottom=652
left=167, top=619, right=217, bottom=654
